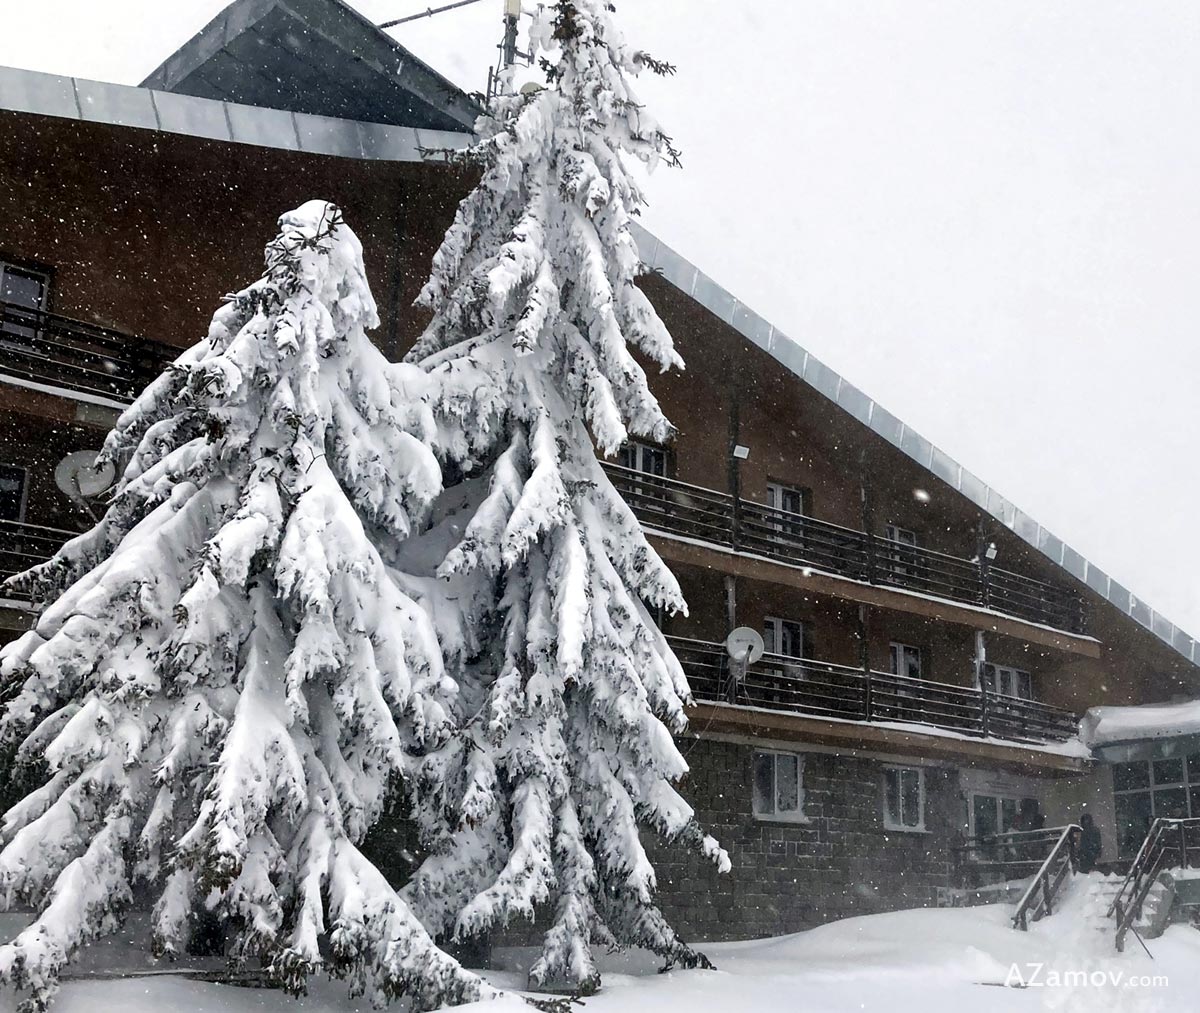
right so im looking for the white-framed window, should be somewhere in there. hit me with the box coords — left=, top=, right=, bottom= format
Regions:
left=766, top=481, right=806, bottom=543
left=752, top=750, right=806, bottom=821
left=889, top=641, right=923, bottom=680
left=0, top=463, right=28, bottom=523
left=617, top=441, right=667, bottom=477
left=766, top=481, right=806, bottom=516
left=982, top=663, right=1033, bottom=701
left=764, top=616, right=805, bottom=659
left=883, top=766, right=926, bottom=831
left=883, top=523, right=920, bottom=577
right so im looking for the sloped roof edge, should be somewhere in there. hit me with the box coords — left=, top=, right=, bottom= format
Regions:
left=630, top=221, right=1200, bottom=670
left=0, top=65, right=470, bottom=162
left=1, top=63, right=1195, bottom=669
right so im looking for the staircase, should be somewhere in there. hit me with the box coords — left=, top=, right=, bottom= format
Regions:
left=1108, top=817, right=1200, bottom=951
left=1011, top=824, right=1081, bottom=929
left=977, top=819, right=1200, bottom=948
left=1074, top=873, right=1165, bottom=939
left=1011, top=817, right=1200, bottom=949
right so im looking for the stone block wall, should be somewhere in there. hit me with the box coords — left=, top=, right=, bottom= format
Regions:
left=647, top=738, right=963, bottom=941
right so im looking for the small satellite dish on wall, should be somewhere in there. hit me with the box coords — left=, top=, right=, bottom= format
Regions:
left=55, top=451, right=115, bottom=502
left=725, top=627, right=765, bottom=667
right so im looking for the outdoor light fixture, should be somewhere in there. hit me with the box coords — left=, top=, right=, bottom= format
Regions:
left=733, top=445, right=750, bottom=460
left=913, top=488, right=931, bottom=503
left=985, top=542, right=998, bottom=561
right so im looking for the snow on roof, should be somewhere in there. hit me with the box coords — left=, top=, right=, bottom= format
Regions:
left=1, top=61, right=1198, bottom=673
left=1081, top=701, right=1200, bottom=749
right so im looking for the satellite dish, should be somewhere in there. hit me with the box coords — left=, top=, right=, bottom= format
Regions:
left=55, top=451, right=115, bottom=501
left=725, top=627, right=765, bottom=666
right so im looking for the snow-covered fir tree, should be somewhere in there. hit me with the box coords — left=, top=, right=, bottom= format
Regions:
left=0, top=202, right=500, bottom=1012
left=401, top=0, right=730, bottom=992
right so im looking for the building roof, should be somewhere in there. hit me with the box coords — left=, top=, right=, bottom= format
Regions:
left=139, top=0, right=482, bottom=133
left=1, top=59, right=1198, bottom=673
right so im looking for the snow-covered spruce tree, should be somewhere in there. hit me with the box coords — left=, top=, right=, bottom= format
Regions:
left=400, top=0, right=730, bottom=993
left=0, top=202, right=501, bottom=1012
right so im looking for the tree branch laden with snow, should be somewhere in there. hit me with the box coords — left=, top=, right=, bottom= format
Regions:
left=0, top=202, right=499, bottom=1013
left=402, top=0, right=729, bottom=993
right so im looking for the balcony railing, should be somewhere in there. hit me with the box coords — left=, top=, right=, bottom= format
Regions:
left=604, top=463, right=1088, bottom=636
left=670, top=636, right=1080, bottom=744
left=0, top=520, right=75, bottom=598
left=0, top=300, right=178, bottom=403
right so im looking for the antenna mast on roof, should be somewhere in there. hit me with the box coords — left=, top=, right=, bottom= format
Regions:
left=486, top=0, right=531, bottom=103
left=379, top=0, right=488, bottom=28
left=501, top=0, right=521, bottom=69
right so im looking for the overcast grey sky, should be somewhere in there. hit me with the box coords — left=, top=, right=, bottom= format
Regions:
left=3, top=1, right=1199, bottom=640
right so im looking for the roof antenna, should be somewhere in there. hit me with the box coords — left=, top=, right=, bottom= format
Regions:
left=379, top=0, right=489, bottom=29
left=501, top=0, right=521, bottom=69
left=487, top=0, right=531, bottom=103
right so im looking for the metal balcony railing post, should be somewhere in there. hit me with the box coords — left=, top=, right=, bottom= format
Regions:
left=976, top=528, right=992, bottom=610
left=864, top=531, right=878, bottom=585
left=980, top=683, right=991, bottom=738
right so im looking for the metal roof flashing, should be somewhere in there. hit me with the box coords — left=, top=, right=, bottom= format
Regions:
left=139, top=0, right=482, bottom=133
left=0, top=65, right=473, bottom=163
left=0, top=59, right=1196, bottom=672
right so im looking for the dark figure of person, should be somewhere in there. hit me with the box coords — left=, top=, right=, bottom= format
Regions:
left=1078, top=812, right=1102, bottom=874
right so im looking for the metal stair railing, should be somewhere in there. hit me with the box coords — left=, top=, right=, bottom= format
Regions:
left=1110, top=816, right=1200, bottom=952
left=1011, top=824, right=1081, bottom=930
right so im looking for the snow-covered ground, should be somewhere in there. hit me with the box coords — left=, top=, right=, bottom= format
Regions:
left=17, top=874, right=1197, bottom=1013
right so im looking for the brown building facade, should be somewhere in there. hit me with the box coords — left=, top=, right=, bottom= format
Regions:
left=2, top=0, right=1200, bottom=943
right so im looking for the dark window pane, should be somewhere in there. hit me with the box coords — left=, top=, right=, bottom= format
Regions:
left=1113, top=761, right=1151, bottom=792
left=780, top=621, right=804, bottom=659
left=1155, top=787, right=1188, bottom=819
left=0, top=266, right=46, bottom=310
left=0, top=465, right=25, bottom=522
left=1115, top=792, right=1154, bottom=858
left=1190, top=787, right=1200, bottom=818
left=885, top=769, right=901, bottom=824
left=1000, top=797, right=1019, bottom=833
left=1188, top=754, right=1200, bottom=783
left=1154, top=759, right=1185, bottom=786
left=900, top=769, right=922, bottom=827
left=973, top=794, right=998, bottom=857
left=752, top=753, right=774, bottom=816
left=981, top=664, right=997, bottom=693
left=1015, top=671, right=1033, bottom=700
left=776, top=755, right=799, bottom=813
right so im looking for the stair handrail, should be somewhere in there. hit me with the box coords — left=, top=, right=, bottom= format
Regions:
left=1106, top=817, right=1170, bottom=921
left=1111, top=816, right=1200, bottom=952
left=1012, top=823, right=1080, bottom=930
